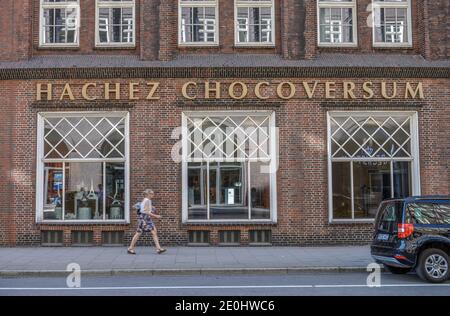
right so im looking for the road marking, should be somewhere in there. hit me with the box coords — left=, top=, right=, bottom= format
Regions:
left=0, top=283, right=449, bottom=291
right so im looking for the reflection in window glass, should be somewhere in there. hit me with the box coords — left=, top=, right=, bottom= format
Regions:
left=250, top=162, right=270, bottom=219
left=407, top=203, right=439, bottom=225
left=97, top=0, right=135, bottom=45
left=318, top=0, right=355, bottom=44
left=106, top=163, right=125, bottom=220
left=235, top=0, right=274, bottom=44
left=328, top=112, right=417, bottom=220
left=353, top=161, right=391, bottom=219
left=184, top=112, right=275, bottom=221
left=188, top=163, right=207, bottom=220
left=210, top=162, right=248, bottom=220
left=373, top=0, right=410, bottom=45
left=64, top=162, right=103, bottom=220
left=180, top=4, right=217, bottom=43
left=332, top=162, right=352, bottom=219
left=43, top=163, right=63, bottom=220
left=39, top=113, right=128, bottom=222
left=41, top=0, right=79, bottom=45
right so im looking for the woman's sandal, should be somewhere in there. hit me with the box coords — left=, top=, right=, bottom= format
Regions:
left=157, top=248, right=167, bottom=254
left=127, top=249, right=136, bottom=255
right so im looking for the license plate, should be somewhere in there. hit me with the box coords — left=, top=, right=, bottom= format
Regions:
left=377, top=233, right=390, bottom=241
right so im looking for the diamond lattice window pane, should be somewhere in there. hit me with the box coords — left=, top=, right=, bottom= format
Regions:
left=43, top=114, right=126, bottom=159
left=186, top=114, right=272, bottom=160
left=330, top=114, right=413, bottom=159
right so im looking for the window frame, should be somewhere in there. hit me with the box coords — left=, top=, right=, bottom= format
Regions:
left=234, top=0, right=276, bottom=47
left=39, top=0, right=80, bottom=48
left=327, top=111, right=421, bottom=223
left=35, top=111, right=131, bottom=224
left=181, top=110, right=278, bottom=224
left=317, top=0, right=358, bottom=47
left=178, top=0, right=219, bottom=47
left=371, top=0, right=412, bottom=48
left=95, top=0, right=136, bottom=48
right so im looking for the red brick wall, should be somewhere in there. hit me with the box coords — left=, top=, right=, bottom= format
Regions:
left=0, top=0, right=31, bottom=61
left=1, top=78, right=448, bottom=246
left=1, top=1, right=449, bottom=62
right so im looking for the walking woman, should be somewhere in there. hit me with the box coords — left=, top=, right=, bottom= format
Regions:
left=127, top=189, right=166, bottom=255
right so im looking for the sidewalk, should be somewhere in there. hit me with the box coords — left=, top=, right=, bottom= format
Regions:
left=0, top=246, right=375, bottom=276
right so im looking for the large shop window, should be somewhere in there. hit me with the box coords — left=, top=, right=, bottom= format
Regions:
left=179, top=0, right=218, bottom=45
left=36, top=112, right=129, bottom=222
left=317, top=0, right=357, bottom=46
left=328, top=112, right=420, bottom=221
left=372, top=0, right=412, bottom=46
left=235, top=0, right=275, bottom=46
left=96, top=0, right=136, bottom=46
left=182, top=112, right=277, bottom=222
left=40, top=0, right=80, bottom=46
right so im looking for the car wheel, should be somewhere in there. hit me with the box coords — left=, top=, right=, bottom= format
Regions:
left=416, top=248, right=450, bottom=283
left=385, top=265, right=412, bottom=274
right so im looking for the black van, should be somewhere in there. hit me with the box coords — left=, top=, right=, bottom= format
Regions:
left=371, top=196, right=450, bottom=283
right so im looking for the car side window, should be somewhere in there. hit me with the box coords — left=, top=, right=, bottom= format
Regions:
left=435, top=203, right=450, bottom=224
left=406, top=203, right=440, bottom=225
left=377, top=202, right=400, bottom=232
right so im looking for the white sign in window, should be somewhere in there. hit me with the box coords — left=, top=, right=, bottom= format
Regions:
left=327, top=112, right=420, bottom=222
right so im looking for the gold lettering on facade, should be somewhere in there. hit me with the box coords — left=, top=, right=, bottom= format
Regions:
left=343, top=82, right=356, bottom=99
left=82, top=83, right=97, bottom=100
left=37, top=83, right=52, bottom=101
left=381, top=82, right=397, bottom=99
left=129, top=82, right=140, bottom=100
left=146, top=82, right=160, bottom=100
left=182, top=82, right=197, bottom=100
left=303, top=81, right=319, bottom=99
left=405, top=82, right=424, bottom=99
left=363, top=82, right=374, bottom=99
left=105, top=83, right=120, bottom=100
left=59, top=83, right=75, bottom=101
left=229, top=82, right=248, bottom=100
left=255, top=82, right=270, bottom=100
left=276, top=82, right=296, bottom=100
left=325, top=82, right=336, bottom=99
left=205, top=81, right=221, bottom=99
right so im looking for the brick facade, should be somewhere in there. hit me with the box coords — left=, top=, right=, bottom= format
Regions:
left=0, top=1, right=449, bottom=246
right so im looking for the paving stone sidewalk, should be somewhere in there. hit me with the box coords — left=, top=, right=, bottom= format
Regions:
left=0, top=246, right=374, bottom=275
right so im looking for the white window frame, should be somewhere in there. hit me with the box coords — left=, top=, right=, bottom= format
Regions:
left=35, top=112, right=131, bottom=224
left=95, top=0, right=136, bottom=47
left=234, top=0, right=275, bottom=47
left=178, top=0, right=219, bottom=46
left=327, top=111, right=421, bottom=223
left=39, top=0, right=80, bottom=47
left=181, top=111, right=278, bottom=224
left=317, top=0, right=358, bottom=47
left=372, top=0, right=412, bottom=48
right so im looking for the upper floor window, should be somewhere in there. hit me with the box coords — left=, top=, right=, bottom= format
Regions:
left=235, top=0, right=275, bottom=46
left=96, top=0, right=136, bottom=46
left=179, top=0, right=218, bottom=46
left=372, top=0, right=412, bottom=47
left=40, top=0, right=80, bottom=47
left=317, top=0, right=357, bottom=46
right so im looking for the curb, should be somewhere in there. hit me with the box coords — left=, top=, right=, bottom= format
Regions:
left=0, top=266, right=383, bottom=277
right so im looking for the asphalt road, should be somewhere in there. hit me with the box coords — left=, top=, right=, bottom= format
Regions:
left=0, top=272, right=449, bottom=296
